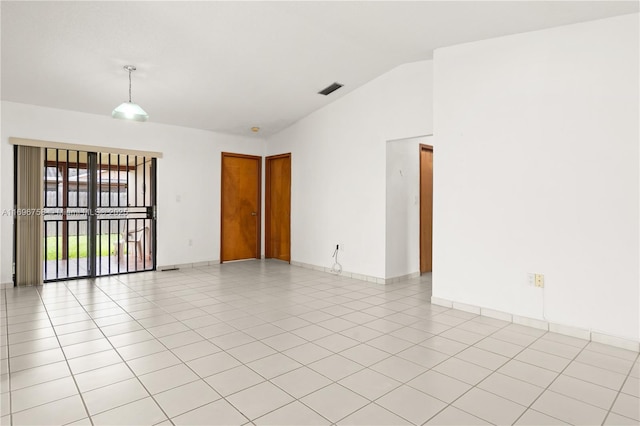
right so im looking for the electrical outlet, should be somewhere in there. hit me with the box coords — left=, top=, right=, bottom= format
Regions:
left=535, top=274, right=545, bottom=288
left=188, top=239, right=193, bottom=247
left=527, top=273, right=536, bottom=287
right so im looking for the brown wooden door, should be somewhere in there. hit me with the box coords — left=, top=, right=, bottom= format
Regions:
left=221, top=153, right=261, bottom=262
left=265, top=153, right=291, bottom=262
left=420, top=145, right=433, bottom=273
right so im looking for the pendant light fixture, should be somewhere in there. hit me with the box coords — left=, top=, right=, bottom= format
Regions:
left=112, top=65, right=149, bottom=122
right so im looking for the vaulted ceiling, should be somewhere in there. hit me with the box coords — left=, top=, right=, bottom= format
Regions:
left=2, top=1, right=637, bottom=137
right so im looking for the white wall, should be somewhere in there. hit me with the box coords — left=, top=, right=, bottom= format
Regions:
left=385, top=136, right=429, bottom=279
left=267, top=61, right=433, bottom=280
left=433, top=14, right=639, bottom=340
left=0, top=101, right=266, bottom=284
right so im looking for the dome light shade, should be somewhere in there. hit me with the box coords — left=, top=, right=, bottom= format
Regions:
left=112, top=65, right=148, bottom=122
left=112, top=101, right=149, bottom=122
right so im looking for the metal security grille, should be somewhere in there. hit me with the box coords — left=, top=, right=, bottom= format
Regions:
left=42, top=148, right=156, bottom=282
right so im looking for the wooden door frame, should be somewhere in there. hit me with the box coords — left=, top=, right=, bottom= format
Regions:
left=419, top=144, right=433, bottom=273
left=265, top=153, right=291, bottom=262
left=220, top=152, right=262, bottom=263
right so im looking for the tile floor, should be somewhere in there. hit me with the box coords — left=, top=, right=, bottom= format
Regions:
left=1, top=260, right=638, bottom=425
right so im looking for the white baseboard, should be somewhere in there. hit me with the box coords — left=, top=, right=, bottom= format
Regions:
left=384, top=271, right=421, bottom=284
left=158, top=260, right=220, bottom=271
left=431, top=297, right=640, bottom=353
left=290, top=261, right=387, bottom=285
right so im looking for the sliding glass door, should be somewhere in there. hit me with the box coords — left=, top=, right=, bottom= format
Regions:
left=42, top=148, right=156, bottom=282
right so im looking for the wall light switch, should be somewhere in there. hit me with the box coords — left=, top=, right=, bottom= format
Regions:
left=535, top=274, right=545, bottom=288
left=527, top=273, right=536, bottom=287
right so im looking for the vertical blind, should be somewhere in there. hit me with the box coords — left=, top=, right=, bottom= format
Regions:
left=16, top=145, right=44, bottom=286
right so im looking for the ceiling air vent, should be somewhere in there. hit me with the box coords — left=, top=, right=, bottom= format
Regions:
left=318, top=82, right=343, bottom=96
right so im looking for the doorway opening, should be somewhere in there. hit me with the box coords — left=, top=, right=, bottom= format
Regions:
left=41, top=148, right=156, bottom=281
left=265, top=153, right=291, bottom=263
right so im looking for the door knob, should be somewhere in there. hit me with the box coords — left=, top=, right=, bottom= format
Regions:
left=251, top=212, right=257, bottom=216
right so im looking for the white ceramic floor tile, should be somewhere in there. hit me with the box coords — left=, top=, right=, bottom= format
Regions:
left=283, top=342, right=333, bottom=364
left=194, top=322, right=237, bottom=339
left=107, top=329, right=154, bottom=348
left=74, top=362, right=134, bottom=392
left=548, top=374, right=618, bottom=409
left=4, top=262, right=639, bottom=426
left=226, top=341, right=277, bottom=363
left=407, top=370, right=472, bottom=403
left=309, top=354, right=365, bottom=381
left=138, top=363, right=199, bottom=394
left=388, top=326, right=433, bottom=344
left=154, top=379, right=221, bottom=418
left=337, top=403, right=412, bottom=425
left=340, top=326, right=384, bottom=343
left=247, top=353, right=302, bottom=379
left=82, top=377, right=149, bottom=415
left=208, top=331, right=256, bottom=350
left=514, top=409, right=566, bottom=425
left=453, top=387, right=526, bottom=425
left=473, top=336, right=524, bottom=358
left=455, top=346, right=509, bottom=370
left=63, top=338, right=114, bottom=359
left=604, top=412, right=640, bottom=425
left=271, top=367, right=332, bottom=399
left=243, top=323, right=285, bottom=340
left=205, top=365, right=265, bottom=397
left=492, top=329, right=539, bottom=347
left=271, top=317, right=312, bottom=332
left=515, top=348, right=571, bottom=373
left=158, top=330, right=203, bottom=349
left=116, top=338, right=166, bottom=362
left=586, top=341, right=639, bottom=361
left=301, top=383, right=369, bottom=423
left=11, top=394, right=87, bottom=426
left=575, top=350, right=635, bottom=375
left=127, top=350, right=182, bottom=376
left=339, top=344, right=391, bottom=367
left=529, top=337, right=583, bottom=359
left=9, top=348, right=66, bottom=372
left=339, top=368, right=402, bottom=401
left=540, top=332, right=588, bottom=349
left=9, top=361, right=71, bottom=391
left=439, top=327, right=485, bottom=345
left=397, top=345, right=449, bottom=369
left=254, top=401, right=330, bottom=425
left=171, top=340, right=221, bottom=362
left=611, top=393, right=640, bottom=421
left=366, top=335, right=413, bottom=354
left=9, top=336, right=60, bottom=357
left=376, top=385, right=446, bottom=425
left=419, top=335, right=468, bottom=356
left=425, top=406, right=490, bottom=425
left=532, top=390, right=608, bottom=425
left=314, top=334, right=360, bottom=353
left=227, top=381, right=294, bottom=420
left=432, top=357, right=493, bottom=385
left=563, top=360, right=627, bottom=390
left=498, top=359, right=559, bottom=388
left=91, top=397, right=167, bottom=426
left=622, top=376, right=640, bottom=397
left=172, top=398, right=248, bottom=425
left=11, top=376, right=78, bottom=413
left=292, top=324, right=335, bottom=341
left=478, top=372, right=544, bottom=406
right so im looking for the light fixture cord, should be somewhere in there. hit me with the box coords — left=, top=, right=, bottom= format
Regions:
left=128, top=69, right=132, bottom=103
